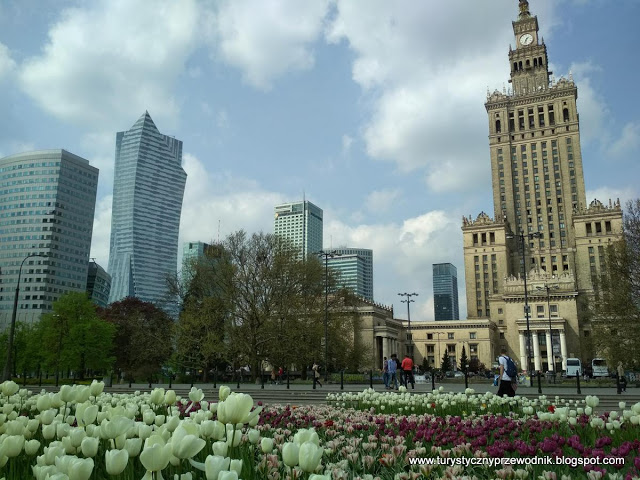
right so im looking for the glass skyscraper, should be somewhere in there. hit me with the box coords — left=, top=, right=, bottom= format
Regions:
left=327, top=248, right=374, bottom=301
left=108, top=112, right=187, bottom=308
left=433, top=263, right=460, bottom=321
left=273, top=200, right=323, bottom=258
left=0, top=150, right=98, bottom=328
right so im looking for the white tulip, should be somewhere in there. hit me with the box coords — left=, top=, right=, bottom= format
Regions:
left=282, top=442, right=299, bottom=467
left=219, top=386, right=231, bottom=401
left=204, top=455, right=230, bottom=480
left=212, top=441, right=228, bottom=457
left=124, top=438, right=143, bottom=457
left=105, top=449, right=129, bottom=475
left=81, top=436, right=99, bottom=457
left=260, top=437, right=274, bottom=453
left=89, top=380, right=104, bottom=397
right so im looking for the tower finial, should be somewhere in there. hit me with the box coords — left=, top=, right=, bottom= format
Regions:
left=518, top=0, right=531, bottom=19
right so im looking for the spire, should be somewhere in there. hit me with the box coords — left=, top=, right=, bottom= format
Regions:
left=518, top=0, right=531, bottom=19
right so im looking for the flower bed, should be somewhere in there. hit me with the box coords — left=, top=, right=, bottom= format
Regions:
left=0, top=381, right=638, bottom=479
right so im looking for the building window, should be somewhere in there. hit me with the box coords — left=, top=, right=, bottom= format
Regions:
left=470, top=332, right=477, bottom=339
left=448, top=333, right=454, bottom=340
left=427, top=333, right=433, bottom=340
left=499, top=332, right=505, bottom=339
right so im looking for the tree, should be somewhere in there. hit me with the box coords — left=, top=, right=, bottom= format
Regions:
left=459, top=346, right=469, bottom=373
left=440, top=351, right=452, bottom=373
left=468, top=357, right=486, bottom=374
left=592, top=199, right=640, bottom=369
left=99, top=297, right=174, bottom=382
left=40, top=292, right=114, bottom=379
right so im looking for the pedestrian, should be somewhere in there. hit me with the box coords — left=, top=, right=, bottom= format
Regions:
left=312, top=362, right=322, bottom=388
left=270, top=369, right=276, bottom=385
left=382, top=356, right=390, bottom=389
left=388, top=354, right=399, bottom=389
left=394, top=354, right=403, bottom=387
left=278, top=366, right=284, bottom=384
left=497, top=346, right=516, bottom=397
left=618, top=361, right=627, bottom=392
left=401, top=354, right=415, bottom=389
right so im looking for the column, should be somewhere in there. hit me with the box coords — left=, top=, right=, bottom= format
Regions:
left=532, top=331, right=541, bottom=372
left=382, top=336, right=388, bottom=361
left=545, top=331, right=553, bottom=372
left=518, top=333, right=526, bottom=369
left=560, top=331, right=568, bottom=371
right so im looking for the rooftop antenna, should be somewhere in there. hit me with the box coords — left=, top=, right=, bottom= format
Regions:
left=217, top=219, right=221, bottom=243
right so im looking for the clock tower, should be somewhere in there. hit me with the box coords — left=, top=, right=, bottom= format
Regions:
left=509, top=0, right=550, bottom=96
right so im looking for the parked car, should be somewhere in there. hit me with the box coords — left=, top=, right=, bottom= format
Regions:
left=453, top=371, right=465, bottom=378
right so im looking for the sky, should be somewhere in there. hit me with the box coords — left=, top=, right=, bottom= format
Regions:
left=1, top=0, right=639, bottom=322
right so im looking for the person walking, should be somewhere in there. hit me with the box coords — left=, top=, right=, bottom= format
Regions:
left=394, top=354, right=403, bottom=387
left=497, top=346, right=516, bottom=397
left=312, top=362, right=322, bottom=388
left=382, top=356, right=390, bottom=389
left=617, top=361, right=627, bottom=393
left=278, top=366, right=284, bottom=384
left=388, top=354, right=399, bottom=390
left=401, top=354, right=415, bottom=389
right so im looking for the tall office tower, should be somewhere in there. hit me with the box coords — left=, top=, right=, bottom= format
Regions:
left=327, top=248, right=374, bottom=301
left=433, top=263, right=460, bottom=321
left=0, top=150, right=98, bottom=328
left=182, top=241, right=211, bottom=285
left=86, top=260, right=111, bottom=308
left=462, top=0, right=622, bottom=372
left=273, top=200, right=323, bottom=258
left=108, top=112, right=187, bottom=307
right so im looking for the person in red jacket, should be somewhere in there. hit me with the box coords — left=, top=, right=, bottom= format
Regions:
left=401, top=355, right=415, bottom=389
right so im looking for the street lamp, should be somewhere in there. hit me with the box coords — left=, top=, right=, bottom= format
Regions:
left=537, top=284, right=560, bottom=373
left=505, top=230, right=540, bottom=386
left=316, top=250, right=341, bottom=382
left=3, top=253, right=48, bottom=381
left=398, top=292, right=418, bottom=357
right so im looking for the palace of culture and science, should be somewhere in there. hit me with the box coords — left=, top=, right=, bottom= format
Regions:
left=460, top=0, right=622, bottom=373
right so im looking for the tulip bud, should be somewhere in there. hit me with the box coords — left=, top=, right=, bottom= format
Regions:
left=25, top=439, right=40, bottom=456
left=248, top=429, right=260, bottom=444
left=205, top=455, right=230, bottom=480
left=299, top=441, right=323, bottom=473
left=81, top=436, right=100, bottom=458
left=260, top=437, right=274, bottom=453
left=3, top=435, right=25, bottom=457
left=68, top=456, right=94, bottom=480
left=282, top=442, right=299, bottom=467
left=124, top=437, right=143, bottom=458
left=164, top=390, right=177, bottom=406
left=211, top=441, right=228, bottom=457
left=218, top=472, right=238, bottom=480
left=89, top=380, right=105, bottom=397
left=230, top=459, right=242, bottom=475
left=105, top=449, right=129, bottom=475
left=219, top=386, right=230, bottom=401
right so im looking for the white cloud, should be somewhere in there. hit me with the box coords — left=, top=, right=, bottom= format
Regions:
left=364, top=188, right=400, bottom=213
left=0, top=43, right=16, bottom=79
left=89, top=195, right=113, bottom=268
left=325, top=210, right=464, bottom=320
left=19, top=0, right=199, bottom=129
left=178, top=153, right=287, bottom=263
left=585, top=186, right=637, bottom=209
left=341, top=134, right=353, bottom=155
left=326, top=1, right=561, bottom=193
left=212, top=0, right=331, bottom=90
left=610, top=122, right=640, bottom=157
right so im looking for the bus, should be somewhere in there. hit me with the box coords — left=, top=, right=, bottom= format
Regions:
left=565, top=358, right=582, bottom=377
left=591, top=358, right=609, bottom=378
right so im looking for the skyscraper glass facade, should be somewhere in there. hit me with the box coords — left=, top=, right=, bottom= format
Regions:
left=273, top=200, right=323, bottom=258
left=108, top=112, right=186, bottom=308
left=0, top=150, right=98, bottom=328
left=327, top=248, right=374, bottom=301
left=433, top=263, right=460, bottom=321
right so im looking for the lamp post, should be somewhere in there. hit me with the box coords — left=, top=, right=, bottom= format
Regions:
left=316, top=250, right=341, bottom=382
left=436, top=332, right=444, bottom=370
left=398, top=292, right=418, bottom=357
left=506, top=230, right=540, bottom=386
left=3, top=253, right=48, bottom=381
left=537, top=284, right=559, bottom=373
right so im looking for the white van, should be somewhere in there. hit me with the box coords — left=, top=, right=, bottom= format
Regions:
left=565, top=358, right=582, bottom=377
left=591, top=358, right=609, bottom=378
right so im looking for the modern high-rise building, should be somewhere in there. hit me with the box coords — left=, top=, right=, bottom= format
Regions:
left=432, top=263, right=459, bottom=321
left=327, top=248, right=374, bottom=301
left=86, top=260, right=111, bottom=308
left=0, top=150, right=98, bottom=328
left=273, top=200, right=323, bottom=258
left=461, top=0, right=623, bottom=372
left=108, top=112, right=187, bottom=308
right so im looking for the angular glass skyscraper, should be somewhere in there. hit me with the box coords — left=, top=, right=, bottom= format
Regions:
left=433, top=263, right=460, bottom=321
left=108, top=112, right=187, bottom=307
left=327, top=248, right=374, bottom=301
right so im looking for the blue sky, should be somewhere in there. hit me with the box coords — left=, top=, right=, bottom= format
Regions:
left=1, top=0, right=638, bottom=321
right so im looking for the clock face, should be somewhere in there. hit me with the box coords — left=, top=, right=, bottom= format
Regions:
left=520, top=33, right=534, bottom=46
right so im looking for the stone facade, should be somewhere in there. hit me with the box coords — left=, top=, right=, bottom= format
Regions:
left=461, top=1, right=623, bottom=373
